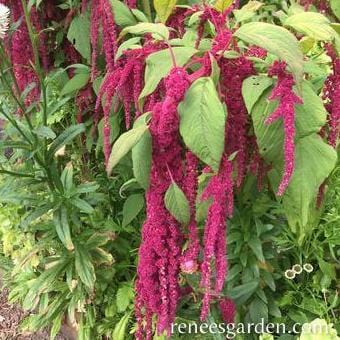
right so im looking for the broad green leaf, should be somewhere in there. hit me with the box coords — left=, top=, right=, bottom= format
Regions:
left=234, top=22, right=303, bottom=84
left=112, top=313, right=131, bottom=340
left=249, top=297, right=268, bottom=324
left=131, top=113, right=152, bottom=189
left=115, top=37, right=141, bottom=61
left=120, top=23, right=170, bottom=40
left=269, top=135, right=337, bottom=237
left=214, top=0, right=233, bottom=12
left=122, top=194, right=144, bottom=227
left=331, top=0, right=340, bottom=20
left=48, top=124, right=85, bottom=159
left=248, top=238, right=265, bottom=262
left=228, top=280, right=259, bottom=304
left=285, top=12, right=336, bottom=41
left=110, top=0, right=137, bottom=26
left=299, top=37, right=316, bottom=54
left=132, top=129, right=152, bottom=189
left=139, top=47, right=197, bottom=102
left=164, top=182, right=190, bottom=225
left=61, top=73, right=89, bottom=96
left=242, top=76, right=273, bottom=113
left=178, top=77, right=226, bottom=171
left=154, top=0, right=177, bottom=23
left=116, top=286, right=134, bottom=312
left=67, top=15, right=91, bottom=61
left=247, top=80, right=327, bottom=162
left=53, top=207, right=74, bottom=251
left=234, top=1, right=263, bottom=22
left=294, top=81, right=327, bottom=137
left=106, top=124, right=149, bottom=175
left=131, top=8, right=149, bottom=22
left=75, top=244, right=96, bottom=290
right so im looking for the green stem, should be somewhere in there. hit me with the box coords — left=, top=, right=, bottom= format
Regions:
left=0, top=107, right=32, bottom=145
left=0, top=168, right=36, bottom=178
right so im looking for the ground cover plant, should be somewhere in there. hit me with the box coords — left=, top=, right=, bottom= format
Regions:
left=0, top=0, right=339, bottom=339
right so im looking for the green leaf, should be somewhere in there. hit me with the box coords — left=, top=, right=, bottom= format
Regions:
left=21, top=203, right=54, bottom=229
left=318, top=259, right=336, bottom=280
left=116, top=286, right=134, bottom=312
left=242, top=76, right=273, bottom=113
left=234, top=1, right=263, bottom=22
left=294, top=81, right=328, bottom=137
left=53, top=207, right=74, bottom=251
left=61, top=73, right=90, bottom=96
left=122, top=194, right=144, bottom=227
left=67, top=15, right=91, bottom=61
left=115, top=37, right=141, bottom=61
left=61, top=163, right=73, bottom=192
left=132, top=128, right=152, bottom=190
left=214, top=0, right=233, bottom=12
left=228, top=280, right=259, bottom=304
left=249, top=297, right=268, bottom=324
left=120, top=23, right=170, bottom=40
left=234, top=22, right=303, bottom=84
left=154, top=0, right=177, bottom=23
left=139, top=47, right=197, bottom=102
left=131, top=8, right=149, bottom=22
left=285, top=12, right=336, bottom=41
left=33, top=126, right=56, bottom=140
left=164, top=182, right=190, bottom=225
left=70, top=197, right=94, bottom=214
left=178, top=77, right=227, bottom=171
left=249, top=80, right=327, bottom=161
left=248, top=238, right=265, bottom=262
left=0, top=141, right=31, bottom=150
left=269, top=135, right=337, bottom=237
left=110, top=0, right=137, bottom=26
left=75, top=244, right=96, bottom=290
left=106, top=124, right=149, bottom=175
left=75, top=182, right=100, bottom=194
left=262, top=271, right=276, bottom=291
left=48, top=124, right=85, bottom=158
left=112, top=313, right=131, bottom=340
left=331, top=0, right=340, bottom=20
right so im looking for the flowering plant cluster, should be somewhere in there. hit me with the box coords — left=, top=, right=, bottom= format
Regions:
left=0, top=0, right=339, bottom=339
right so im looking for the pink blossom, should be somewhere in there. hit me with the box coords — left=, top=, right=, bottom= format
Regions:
left=220, top=56, right=255, bottom=187
left=200, top=157, right=233, bottom=320
left=219, top=298, right=236, bottom=324
left=136, top=68, right=190, bottom=338
left=265, top=61, right=303, bottom=196
left=181, top=152, right=200, bottom=274
left=323, top=45, right=340, bottom=149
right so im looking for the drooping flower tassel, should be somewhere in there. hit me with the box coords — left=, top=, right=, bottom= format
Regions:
left=200, top=157, right=233, bottom=321
left=90, top=0, right=101, bottom=81
left=100, top=0, right=117, bottom=72
left=10, top=0, right=40, bottom=105
left=323, top=45, right=340, bottom=149
left=265, top=61, right=303, bottom=196
left=180, top=151, right=200, bottom=274
left=220, top=55, right=255, bottom=187
left=136, top=68, right=190, bottom=338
